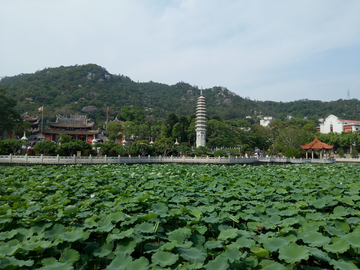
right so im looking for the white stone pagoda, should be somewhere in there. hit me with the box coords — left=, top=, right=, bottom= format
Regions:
left=195, top=89, right=206, bottom=148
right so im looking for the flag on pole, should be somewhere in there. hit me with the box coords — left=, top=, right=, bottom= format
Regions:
left=38, top=107, right=43, bottom=112
left=106, top=107, right=109, bottom=116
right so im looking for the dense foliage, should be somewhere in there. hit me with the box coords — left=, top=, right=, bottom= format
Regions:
left=0, top=164, right=359, bottom=269
left=1, top=64, right=359, bottom=127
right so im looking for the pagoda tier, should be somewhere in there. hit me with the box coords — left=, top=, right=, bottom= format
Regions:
left=195, top=90, right=206, bottom=148
left=22, top=112, right=39, bottom=134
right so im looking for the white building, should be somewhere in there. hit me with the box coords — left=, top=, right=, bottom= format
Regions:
left=320, top=114, right=360, bottom=134
left=260, top=116, right=274, bottom=127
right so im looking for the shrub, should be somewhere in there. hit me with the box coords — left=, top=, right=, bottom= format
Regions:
left=336, top=147, right=345, bottom=157
left=214, top=150, right=228, bottom=157
left=33, top=141, right=57, bottom=155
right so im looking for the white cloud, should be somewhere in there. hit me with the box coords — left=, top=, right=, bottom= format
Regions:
left=0, top=0, right=359, bottom=102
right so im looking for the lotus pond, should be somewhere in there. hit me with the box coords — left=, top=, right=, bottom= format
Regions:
left=0, top=163, right=360, bottom=270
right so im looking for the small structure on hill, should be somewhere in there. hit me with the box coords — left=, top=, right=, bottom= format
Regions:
left=43, top=114, right=99, bottom=144
left=22, top=112, right=40, bottom=134
left=301, top=136, right=333, bottom=159
left=195, top=89, right=206, bottom=147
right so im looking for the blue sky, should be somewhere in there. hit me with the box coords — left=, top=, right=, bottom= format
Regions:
left=1, top=0, right=359, bottom=102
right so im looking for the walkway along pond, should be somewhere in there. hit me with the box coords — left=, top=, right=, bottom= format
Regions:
left=0, top=154, right=349, bottom=166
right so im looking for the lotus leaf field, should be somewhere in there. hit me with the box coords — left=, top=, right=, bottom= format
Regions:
left=1, top=163, right=360, bottom=270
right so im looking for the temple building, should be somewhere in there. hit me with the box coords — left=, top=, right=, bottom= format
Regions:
left=21, top=112, right=40, bottom=134
left=195, top=89, right=206, bottom=148
left=43, top=114, right=99, bottom=144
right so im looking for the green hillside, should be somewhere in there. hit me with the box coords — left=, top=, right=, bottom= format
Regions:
left=1, top=64, right=359, bottom=127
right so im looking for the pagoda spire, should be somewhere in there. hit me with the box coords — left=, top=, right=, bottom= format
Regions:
left=195, top=88, right=206, bottom=148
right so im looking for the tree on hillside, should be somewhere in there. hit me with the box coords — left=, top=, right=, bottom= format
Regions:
left=0, top=87, right=21, bottom=135
left=105, top=122, right=123, bottom=142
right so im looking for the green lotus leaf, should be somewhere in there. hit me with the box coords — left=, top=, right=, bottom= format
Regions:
left=135, top=222, right=155, bottom=233
left=323, top=237, right=350, bottom=253
left=168, top=227, right=192, bottom=244
left=263, top=237, right=289, bottom=252
left=22, top=240, right=53, bottom=251
left=39, top=262, right=74, bottom=270
left=341, top=232, right=360, bottom=248
left=205, top=254, right=229, bottom=270
left=307, top=247, right=331, bottom=262
left=0, top=256, right=34, bottom=268
left=218, top=228, right=239, bottom=240
left=278, top=242, right=310, bottom=263
left=45, top=224, right=67, bottom=239
left=347, top=217, right=360, bottom=225
left=106, top=228, right=135, bottom=243
left=279, top=208, right=298, bottom=216
left=58, top=228, right=90, bottom=242
left=152, top=251, right=179, bottom=267
left=152, top=203, right=169, bottom=215
left=299, top=231, right=331, bottom=247
left=162, top=240, right=177, bottom=251
left=106, top=211, right=125, bottom=223
left=333, top=206, right=347, bottom=216
left=190, top=208, right=202, bottom=219
left=342, top=197, right=355, bottom=206
left=203, top=213, right=219, bottom=223
left=236, top=236, right=256, bottom=248
left=330, top=259, right=358, bottom=270
left=312, top=198, right=327, bottom=209
left=244, top=254, right=259, bottom=267
left=280, top=217, right=299, bottom=227
left=178, top=247, right=206, bottom=263
left=250, top=246, right=269, bottom=257
left=126, top=257, right=149, bottom=270
left=140, top=212, right=158, bottom=221
left=106, top=252, right=132, bottom=270
left=268, top=215, right=281, bottom=224
left=266, top=208, right=280, bottom=215
left=325, top=225, right=346, bottom=237
left=169, top=208, right=182, bottom=216
left=247, top=221, right=262, bottom=231
left=93, top=243, right=114, bottom=257
left=259, top=260, right=287, bottom=270
left=63, top=205, right=78, bottom=215
left=59, top=248, right=80, bottom=264
left=334, top=221, right=350, bottom=233
left=114, top=237, right=137, bottom=254
left=204, top=240, right=224, bottom=249
left=0, top=229, right=17, bottom=240
left=95, top=220, right=115, bottom=233
left=223, top=245, right=241, bottom=263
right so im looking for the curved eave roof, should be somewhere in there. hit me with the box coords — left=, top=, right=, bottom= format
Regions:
left=301, top=136, right=333, bottom=150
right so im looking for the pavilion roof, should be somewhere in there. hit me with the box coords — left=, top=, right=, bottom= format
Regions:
left=301, top=136, right=333, bottom=150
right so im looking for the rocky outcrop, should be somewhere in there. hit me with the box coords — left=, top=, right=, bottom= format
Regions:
left=82, top=105, right=98, bottom=113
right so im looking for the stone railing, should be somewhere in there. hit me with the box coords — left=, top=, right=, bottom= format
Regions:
left=0, top=154, right=341, bottom=165
left=335, top=157, right=360, bottom=163
left=258, top=157, right=336, bottom=164
left=0, top=154, right=259, bottom=165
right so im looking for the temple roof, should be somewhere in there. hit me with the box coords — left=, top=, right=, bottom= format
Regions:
left=301, top=136, right=333, bottom=150
left=22, top=112, right=38, bottom=121
left=47, top=114, right=94, bottom=128
left=43, top=129, right=99, bottom=135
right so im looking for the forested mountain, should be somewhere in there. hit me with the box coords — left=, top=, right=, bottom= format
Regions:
left=1, top=64, right=359, bottom=127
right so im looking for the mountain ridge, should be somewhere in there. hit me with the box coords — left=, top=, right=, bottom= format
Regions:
left=1, top=64, right=359, bottom=126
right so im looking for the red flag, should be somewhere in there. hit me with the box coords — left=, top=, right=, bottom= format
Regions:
left=106, top=107, right=109, bottom=116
